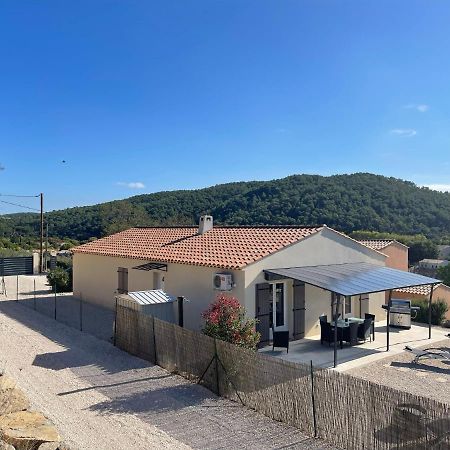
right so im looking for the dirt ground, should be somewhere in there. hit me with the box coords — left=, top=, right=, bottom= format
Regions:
left=348, top=338, right=450, bottom=404
left=0, top=298, right=336, bottom=450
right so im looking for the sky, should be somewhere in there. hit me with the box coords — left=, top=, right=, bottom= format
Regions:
left=0, top=1, right=450, bottom=213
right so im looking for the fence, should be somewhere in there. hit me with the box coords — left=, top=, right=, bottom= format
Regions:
left=6, top=275, right=115, bottom=342
left=115, top=303, right=450, bottom=450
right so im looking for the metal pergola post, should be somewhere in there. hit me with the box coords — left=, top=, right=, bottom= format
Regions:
left=333, top=293, right=341, bottom=368
left=386, top=289, right=392, bottom=351
left=428, top=283, right=434, bottom=339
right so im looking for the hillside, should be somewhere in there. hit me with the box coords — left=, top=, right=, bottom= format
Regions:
left=2, top=173, right=450, bottom=242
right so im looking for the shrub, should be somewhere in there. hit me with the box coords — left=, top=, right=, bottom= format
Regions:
left=411, top=298, right=448, bottom=326
left=202, top=294, right=260, bottom=350
left=47, top=267, right=72, bottom=292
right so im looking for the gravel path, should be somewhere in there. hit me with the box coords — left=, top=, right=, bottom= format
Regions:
left=348, top=338, right=450, bottom=404
left=0, top=299, right=336, bottom=450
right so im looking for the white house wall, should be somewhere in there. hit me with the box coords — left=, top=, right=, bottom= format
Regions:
left=243, top=228, right=387, bottom=338
left=73, top=253, right=245, bottom=330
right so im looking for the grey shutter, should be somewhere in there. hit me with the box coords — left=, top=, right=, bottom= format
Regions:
left=117, top=267, right=128, bottom=294
left=255, top=283, right=272, bottom=346
left=293, top=281, right=306, bottom=340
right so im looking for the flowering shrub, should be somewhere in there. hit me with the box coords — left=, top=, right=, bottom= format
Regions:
left=202, top=294, right=260, bottom=350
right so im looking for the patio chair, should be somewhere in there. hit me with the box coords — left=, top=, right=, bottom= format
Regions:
left=343, top=322, right=359, bottom=346
left=405, top=346, right=450, bottom=364
left=320, top=321, right=343, bottom=348
left=365, top=313, right=376, bottom=341
left=357, top=318, right=373, bottom=343
left=272, top=326, right=289, bottom=353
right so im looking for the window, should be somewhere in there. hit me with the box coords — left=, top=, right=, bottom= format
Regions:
left=269, top=282, right=285, bottom=328
left=117, top=267, right=128, bottom=294
left=345, top=296, right=352, bottom=315
left=275, top=283, right=285, bottom=326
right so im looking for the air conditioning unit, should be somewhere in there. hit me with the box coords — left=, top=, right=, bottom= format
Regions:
left=213, top=273, right=233, bottom=291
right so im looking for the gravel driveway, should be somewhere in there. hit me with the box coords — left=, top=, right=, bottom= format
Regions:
left=348, top=338, right=450, bottom=404
left=0, top=299, right=336, bottom=450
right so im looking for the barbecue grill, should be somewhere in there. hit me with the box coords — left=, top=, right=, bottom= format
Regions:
left=389, top=299, right=420, bottom=329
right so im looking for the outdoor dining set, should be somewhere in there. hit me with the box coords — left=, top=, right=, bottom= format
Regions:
left=320, top=314, right=376, bottom=348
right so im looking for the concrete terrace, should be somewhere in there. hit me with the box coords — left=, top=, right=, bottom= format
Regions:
left=259, top=321, right=450, bottom=372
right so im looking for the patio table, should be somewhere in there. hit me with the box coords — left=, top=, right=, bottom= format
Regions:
left=331, top=317, right=364, bottom=328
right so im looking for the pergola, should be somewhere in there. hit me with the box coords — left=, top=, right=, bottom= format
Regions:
left=264, top=262, right=441, bottom=368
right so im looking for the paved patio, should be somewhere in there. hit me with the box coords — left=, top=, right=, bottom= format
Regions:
left=259, top=321, right=450, bottom=372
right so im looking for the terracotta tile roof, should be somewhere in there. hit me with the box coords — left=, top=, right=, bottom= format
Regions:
left=395, top=283, right=450, bottom=296
left=358, top=239, right=407, bottom=250
left=72, top=226, right=323, bottom=270
left=395, top=284, right=434, bottom=296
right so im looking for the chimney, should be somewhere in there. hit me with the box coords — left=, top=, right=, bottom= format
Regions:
left=198, top=215, right=213, bottom=235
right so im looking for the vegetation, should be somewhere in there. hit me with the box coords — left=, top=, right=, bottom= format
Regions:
left=437, top=264, right=450, bottom=286
left=46, top=257, right=73, bottom=292
left=411, top=299, right=448, bottom=326
left=1, top=173, right=450, bottom=244
left=202, top=294, right=260, bottom=350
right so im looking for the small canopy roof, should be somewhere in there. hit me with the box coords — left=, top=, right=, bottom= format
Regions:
left=127, top=289, right=176, bottom=305
left=264, top=262, right=441, bottom=297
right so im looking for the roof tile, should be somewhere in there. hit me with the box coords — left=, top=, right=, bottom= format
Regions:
left=72, top=226, right=322, bottom=270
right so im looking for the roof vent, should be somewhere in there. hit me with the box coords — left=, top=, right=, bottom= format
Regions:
left=198, top=215, right=213, bottom=235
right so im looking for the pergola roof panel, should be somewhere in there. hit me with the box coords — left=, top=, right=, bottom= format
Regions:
left=264, top=263, right=441, bottom=296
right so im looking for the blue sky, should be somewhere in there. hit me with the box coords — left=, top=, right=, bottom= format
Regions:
left=0, top=1, right=449, bottom=213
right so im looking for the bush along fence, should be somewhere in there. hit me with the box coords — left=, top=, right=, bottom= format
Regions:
left=114, top=303, right=450, bottom=450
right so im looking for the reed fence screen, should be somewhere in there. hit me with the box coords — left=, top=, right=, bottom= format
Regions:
left=115, top=303, right=450, bottom=450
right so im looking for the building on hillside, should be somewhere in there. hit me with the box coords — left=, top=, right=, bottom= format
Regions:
left=394, top=283, right=450, bottom=322
left=414, top=259, right=449, bottom=277
left=358, top=239, right=409, bottom=271
left=72, top=216, right=439, bottom=345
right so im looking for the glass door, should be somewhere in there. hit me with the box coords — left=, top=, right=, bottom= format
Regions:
left=269, top=282, right=286, bottom=330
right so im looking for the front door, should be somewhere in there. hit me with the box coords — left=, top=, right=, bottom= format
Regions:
left=293, top=281, right=306, bottom=340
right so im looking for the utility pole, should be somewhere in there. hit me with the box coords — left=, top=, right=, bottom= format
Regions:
left=45, top=221, right=49, bottom=272
left=40, top=193, right=44, bottom=273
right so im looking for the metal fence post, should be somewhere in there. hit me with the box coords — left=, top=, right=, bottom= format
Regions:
left=16, top=275, right=19, bottom=301
left=54, top=284, right=57, bottom=320
left=152, top=315, right=157, bottom=364
left=310, top=360, right=318, bottom=438
left=79, top=293, right=83, bottom=332
left=214, top=338, right=220, bottom=396
left=113, top=297, right=118, bottom=346
left=33, top=278, right=36, bottom=310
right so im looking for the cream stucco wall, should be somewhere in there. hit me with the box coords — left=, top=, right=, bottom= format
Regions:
left=73, top=253, right=245, bottom=330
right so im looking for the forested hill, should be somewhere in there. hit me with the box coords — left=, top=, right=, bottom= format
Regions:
left=2, top=173, right=450, bottom=242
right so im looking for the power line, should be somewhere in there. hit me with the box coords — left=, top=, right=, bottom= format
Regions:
left=0, top=194, right=40, bottom=198
left=0, top=199, right=40, bottom=212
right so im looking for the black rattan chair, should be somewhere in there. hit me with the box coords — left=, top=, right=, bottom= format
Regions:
left=321, top=321, right=343, bottom=348
left=343, top=322, right=359, bottom=346
left=365, top=313, right=376, bottom=341
left=358, top=318, right=373, bottom=343
left=272, top=326, right=289, bottom=353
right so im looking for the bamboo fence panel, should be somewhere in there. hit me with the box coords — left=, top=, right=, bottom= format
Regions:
left=216, top=339, right=315, bottom=436
left=115, top=304, right=156, bottom=363
left=115, top=304, right=450, bottom=449
left=313, top=368, right=450, bottom=450
left=154, top=318, right=217, bottom=392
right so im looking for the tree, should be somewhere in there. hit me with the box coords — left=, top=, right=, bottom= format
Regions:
left=409, top=240, right=438, bottom=264
left=202, top=294, right=260, bottom=350
left=47, top=267, right=72, bottom=292
left=437, top=264, right=450, bottom=286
